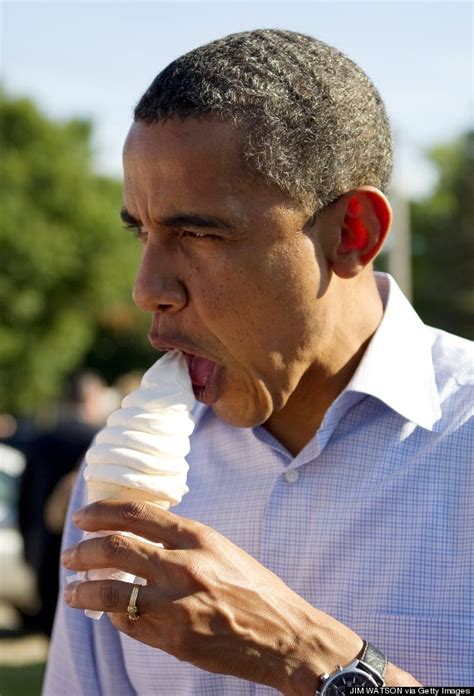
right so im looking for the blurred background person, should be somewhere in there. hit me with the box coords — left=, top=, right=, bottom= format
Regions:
left=17, top=372, right=109, bottom=636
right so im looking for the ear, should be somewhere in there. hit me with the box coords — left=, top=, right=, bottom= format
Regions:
left=329, top=187, right=392, bottom=279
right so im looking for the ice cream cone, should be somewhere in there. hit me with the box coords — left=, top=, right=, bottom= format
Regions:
left=74, top=350, right=195, bottom=621
left=86, top=481, right=171, bottom=508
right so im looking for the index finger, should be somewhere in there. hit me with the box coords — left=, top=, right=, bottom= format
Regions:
left=72, top=500, right=199, bottom=549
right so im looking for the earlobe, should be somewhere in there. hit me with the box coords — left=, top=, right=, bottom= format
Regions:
left=332, top=188, right=392, bottom=278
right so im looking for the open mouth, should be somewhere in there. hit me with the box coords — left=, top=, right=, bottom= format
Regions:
left=183, top=353, right=221, bottom=405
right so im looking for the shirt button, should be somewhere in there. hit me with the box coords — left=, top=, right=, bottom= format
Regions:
left=284, top=469, right=300, bottom=483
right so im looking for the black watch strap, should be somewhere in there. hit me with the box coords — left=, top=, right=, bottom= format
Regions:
left=359, top=641, right=387, bottom=685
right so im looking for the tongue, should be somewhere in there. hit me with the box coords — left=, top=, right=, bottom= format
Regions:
left=188, top=356, right=216, bottom=387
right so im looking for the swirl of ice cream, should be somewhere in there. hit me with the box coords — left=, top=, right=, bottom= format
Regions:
left=84, top=350, right=195, bottom=506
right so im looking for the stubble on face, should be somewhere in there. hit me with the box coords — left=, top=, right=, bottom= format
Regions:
left=122, top=117, right=333, bottom=432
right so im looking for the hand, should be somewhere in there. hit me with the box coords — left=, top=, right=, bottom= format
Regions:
left=62, top=499, right=363, bottom=695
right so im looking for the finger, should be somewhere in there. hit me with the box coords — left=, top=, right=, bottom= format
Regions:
left=72, top=499, right=199, bottom=549
left=61, top=534, right=165, bottom=581
left=64, top=579, right=163, bottom=616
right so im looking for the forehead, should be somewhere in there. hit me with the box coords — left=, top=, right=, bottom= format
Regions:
left=123, top=118, right=246, bottom=196
left=122, top=117, right=302, bottom=228
left=124, top=116, right=242, bottom=158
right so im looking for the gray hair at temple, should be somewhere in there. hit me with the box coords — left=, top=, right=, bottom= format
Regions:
left=134, top=29, right=393, bottom=214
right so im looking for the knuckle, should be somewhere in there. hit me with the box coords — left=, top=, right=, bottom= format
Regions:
left=192, top=521, right=217, bottom=547
left=173, top=518, right=196, bottom=543
left=102, top=534, right=128, bottom=561
left=99, top=582, right=120, bottom=610
left=119, top=500, right=147, bottom=524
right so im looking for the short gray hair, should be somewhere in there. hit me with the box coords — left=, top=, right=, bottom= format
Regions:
left=135, top=29, right=393, bottom=213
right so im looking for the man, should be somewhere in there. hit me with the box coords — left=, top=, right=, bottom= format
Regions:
left=44, top=30, right=473, bottom=693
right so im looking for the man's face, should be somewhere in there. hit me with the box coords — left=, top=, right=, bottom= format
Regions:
left=123, top=118, right=333, bottom=428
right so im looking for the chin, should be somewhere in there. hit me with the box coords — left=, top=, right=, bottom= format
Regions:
left=212, top=399, right=272, bottom=429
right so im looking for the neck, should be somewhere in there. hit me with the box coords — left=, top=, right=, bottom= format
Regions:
left=264, top=272, right=383, bottom=456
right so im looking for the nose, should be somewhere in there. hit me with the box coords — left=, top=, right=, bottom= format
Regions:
left=132, top=239, right=187, bottom=313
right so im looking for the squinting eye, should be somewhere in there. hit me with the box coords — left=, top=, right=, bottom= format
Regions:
left=181, top=230, right=216, bottom=240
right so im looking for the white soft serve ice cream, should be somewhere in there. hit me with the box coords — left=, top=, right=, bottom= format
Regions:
left=84, top=349, right=195, bottom=505
left=71, top=350, right=195, bottom=620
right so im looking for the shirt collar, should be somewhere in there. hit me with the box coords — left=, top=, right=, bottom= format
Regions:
left=346, top=272, right=441, bottom=431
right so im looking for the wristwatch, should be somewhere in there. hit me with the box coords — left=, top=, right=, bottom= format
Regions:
left=316, top=641, right=387, bottom=695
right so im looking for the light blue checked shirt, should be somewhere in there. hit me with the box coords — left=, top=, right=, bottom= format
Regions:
left=44, top=274, right=473, bottom=693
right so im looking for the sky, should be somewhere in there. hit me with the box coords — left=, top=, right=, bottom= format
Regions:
left=1, top=0, right=473, bottom=198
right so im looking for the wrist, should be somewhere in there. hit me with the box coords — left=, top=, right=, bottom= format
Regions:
left=278, top=606, right=364, bottom=696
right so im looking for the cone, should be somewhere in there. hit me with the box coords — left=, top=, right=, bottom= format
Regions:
left=86, top=481, right=171, bottom=508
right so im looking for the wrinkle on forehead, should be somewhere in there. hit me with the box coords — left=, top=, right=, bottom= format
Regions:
left=123, top=118, right=255, bottom=226
left=123, top=117, right=245, bottom=178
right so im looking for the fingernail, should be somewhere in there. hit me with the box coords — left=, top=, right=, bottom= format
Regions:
left=64, top=582, right=78, bottom=604
left=72, top=506, right=86, bottom=524
left=61, top=547, right=75, bottom=566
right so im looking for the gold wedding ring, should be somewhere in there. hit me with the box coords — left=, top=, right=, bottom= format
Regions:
left=127, top=584, right=140, bottom=621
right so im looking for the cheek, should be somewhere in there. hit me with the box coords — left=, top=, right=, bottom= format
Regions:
left=188, top=260, right=259, bottom=344
left=187, top=240, right=323, bottom=361
left=247, top=250, right=322, bottom=346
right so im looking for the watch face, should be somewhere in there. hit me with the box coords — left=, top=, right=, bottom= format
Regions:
left=325, top=671, right=376, bottom=696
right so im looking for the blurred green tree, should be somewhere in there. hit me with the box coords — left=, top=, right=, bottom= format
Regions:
left=0, top=92, right=154, bottom=415
left=411, top=131, right=474, bottom=339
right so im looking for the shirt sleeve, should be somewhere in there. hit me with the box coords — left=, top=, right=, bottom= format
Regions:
left=42, top=461, right=136, bottom=696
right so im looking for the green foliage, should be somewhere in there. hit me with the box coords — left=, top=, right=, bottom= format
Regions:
left=0, top=661, right=45, bottom=696
left=411, top=131, right=474, bottom=339
left=0, top=92, right=153, bottom=415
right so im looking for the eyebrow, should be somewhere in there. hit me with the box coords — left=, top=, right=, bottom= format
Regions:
left=120, top=207, right=232, bottom=231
